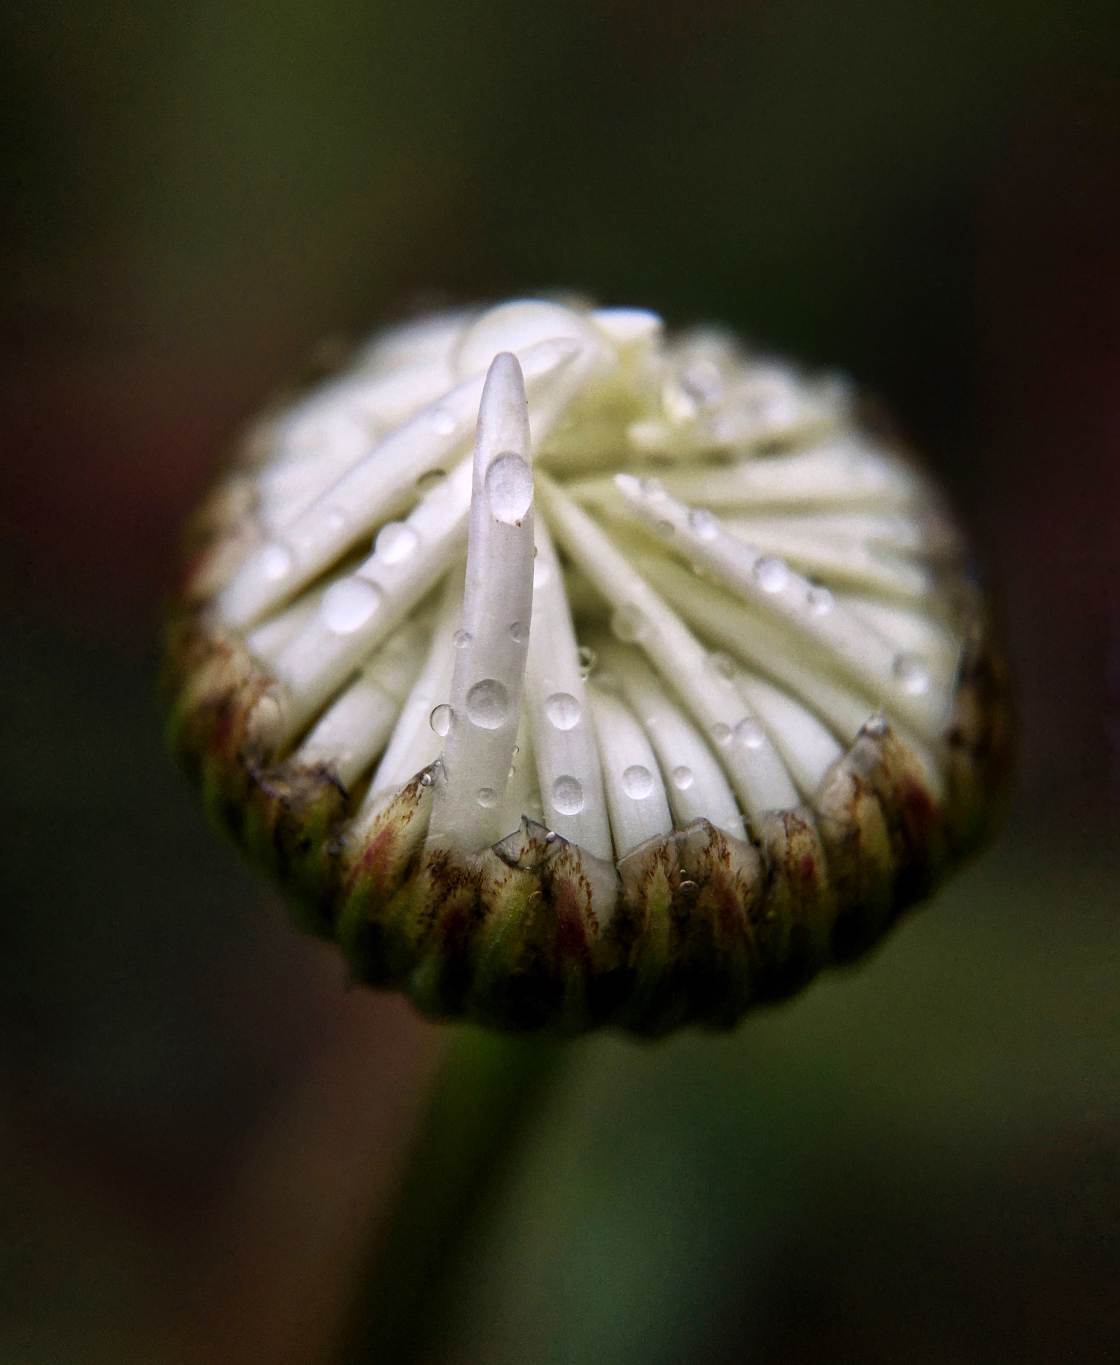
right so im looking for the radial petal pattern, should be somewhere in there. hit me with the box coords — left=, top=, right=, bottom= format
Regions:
left=163, top=297, right=1011, bottom=1035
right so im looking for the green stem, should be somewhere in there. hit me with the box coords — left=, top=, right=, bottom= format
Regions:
left=333, top=1027, right=569, bottom=1365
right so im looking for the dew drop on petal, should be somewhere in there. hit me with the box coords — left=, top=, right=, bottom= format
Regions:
left=429, top=703, right=453, bottom=737
left=465, top=678, right=509, bottom=729
left=688, top=508, right=719, bottom=541
left=374, top=520, right=420, bottom=565
left=453, top=628, right=472, bottom=649
left=735, top=717, right=766, bottom=750
left=807, top=584, right=834, bottom=616
left=621, top=764, right=654, bottom=799
left=320, top=578, right=382, bottom=634
left=509, top=619, right=529, bottom=644
left=711, top=722, right=732, bottom=746
left=260, top=542, right=293, bottom=581
left=753, top=555, right=790, bottom=594
left=545, top=692, right=581, bottom=730
left=864, top=712, right=889, bottom=738
left=892, top=652, right=931, bottom=695
left=551, top=775, right=585, bottom=816
left=485, top=452, right=534, bottom=524
left=671, top=765, right=694, bottom=791
left=476, top=786, right=498, bottom=808
left=610, top=604, right=648, bottom=643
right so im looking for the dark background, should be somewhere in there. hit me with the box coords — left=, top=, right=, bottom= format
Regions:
left=3, top=3, right=1117, bottom=1362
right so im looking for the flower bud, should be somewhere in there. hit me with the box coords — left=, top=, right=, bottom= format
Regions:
left=162, top=298, right=1011, bottom=1035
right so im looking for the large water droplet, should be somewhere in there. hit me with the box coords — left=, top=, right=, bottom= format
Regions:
left=551, top=775, right=584, bottom=816
left=754, top=555, right=790, bottom=594
left=260, top=541, right=293, bottom=581
left=621, top=764, right=654, bottom=799
left=545, top=692, right=581, bottom=730
left=509, top=619, right=529, bottom=644
left=476, top=786, right=498, bottom=808
left=429, top=703, right=453, bottom=737
left=671, top=765, right=694, bottom=791
left=320, top=577, right=381, bottom=634
left=892, top=652, right=931, bottom=695
left=711, top=722, right=732, bottom=746
left=688, top=508, right=719, bottom=541
left=465, top=678, right=509, bottom=729
left=485, top=452, right=534, bottom=524
left=735, top=717, right=766, bottom=750
left=611, top=604, right=648, bottom=643
left=374, top=521, right=419, bottom=565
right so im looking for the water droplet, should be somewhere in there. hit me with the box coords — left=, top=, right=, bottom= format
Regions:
left=509, top=619, right=529, bottom=644
left=707, top=651, right=737, bottom=680
left=430, top=407, right=457, bottom=436
left=476, top=786, right=498, bottom=808
left=638, top=476, right=666, bottom=499
left=416, top=468, right=446, bottom=493
left=545, top=692, right=581, bottom=730
left=485, top=452, right=534, bottom=524
left=671, top=765, right=694, bottom=791
left=320, top=577, right=381, bottom=634
left=735, top=717, right=766, bottom=750
left=532, top=557, right=553, bottom=590
left=453, top=628, right=472, bottom=649
left=420, top=771, right=433, bottom=787
left=622, top=764, right=654, bottom=799
left=611, top=604, right=648, bottom=643
left=711, top=722, right=732, bottom=746
left=577, top=645, right=597, bottom=677
left=465, top=678, right=509, bottom=729
left=892, top=652, right=931, bottom=695
left=688, top=508, right=719, bottom=541
left=374, top=520, right=419, bottom=565
left=807, top=584, right=834, bottom=616
left=864, top=712, right=889, bottom=738
left=754, top=555, right=789, bottom=594
left=551, top=775, right=584, bottom=816
left=657, top=518, right=675, bottom=537
left=429, top=703, right=453, bottom=737
left=260, top=542, right=293, bottom=581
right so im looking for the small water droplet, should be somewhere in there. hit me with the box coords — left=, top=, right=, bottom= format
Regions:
left=430, top=407, right=457, bottom=436
left=416, top=468, right=446, bottom=493
left=419, top=770, right=434, bottom=787
left=807, top=584, right=834, bottom=616
left=577, top=645, right=597, bottom=677
left=453, top=628, right=472, bottom=649
left=260, top=542, right=293, bottom=581
left=320, top=577, right=382, bottom=634
left=551, top=775, right=584, bottom=816
left=711, top=722, right=732, bottom=746
left=374, top=521, right=419, bottom=565
left=532, top=558, right=553, bottom=590
left=485, top=452, right=534, bottom=524
left=621, top=764, right=654, bottom=799
left=892, top=652, right=931, bottom=695
left=864, top=712, right=889, bottom=738
left=545, top=692, right=581, bottom=730
left=735, top=717, right=766, bottom=750
left=754, top=555, right=790, bottom=594
left=429, top=703, right=453, bottom=737
left=611, top=604, right=648, bottom=643
left=509, top=619, right=529, bottom=644
left=465, top=678, right=509, bottom=729
left=476, top=786, right=498, bottom=808
left=707, top=651, right=737, bottom=680
left=671, top=765, right=694, bottom=791
left=688, top=508, right=719, bottom=541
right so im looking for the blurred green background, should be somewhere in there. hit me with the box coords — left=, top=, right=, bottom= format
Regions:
left=2, top=2, right=1117, bottom=1362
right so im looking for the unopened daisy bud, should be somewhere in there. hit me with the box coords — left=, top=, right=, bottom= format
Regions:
left=162, top=296, right=1011, bottom=1036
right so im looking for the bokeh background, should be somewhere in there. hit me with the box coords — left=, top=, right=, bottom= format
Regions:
left=3, top=2, right=1117, bottom=1361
